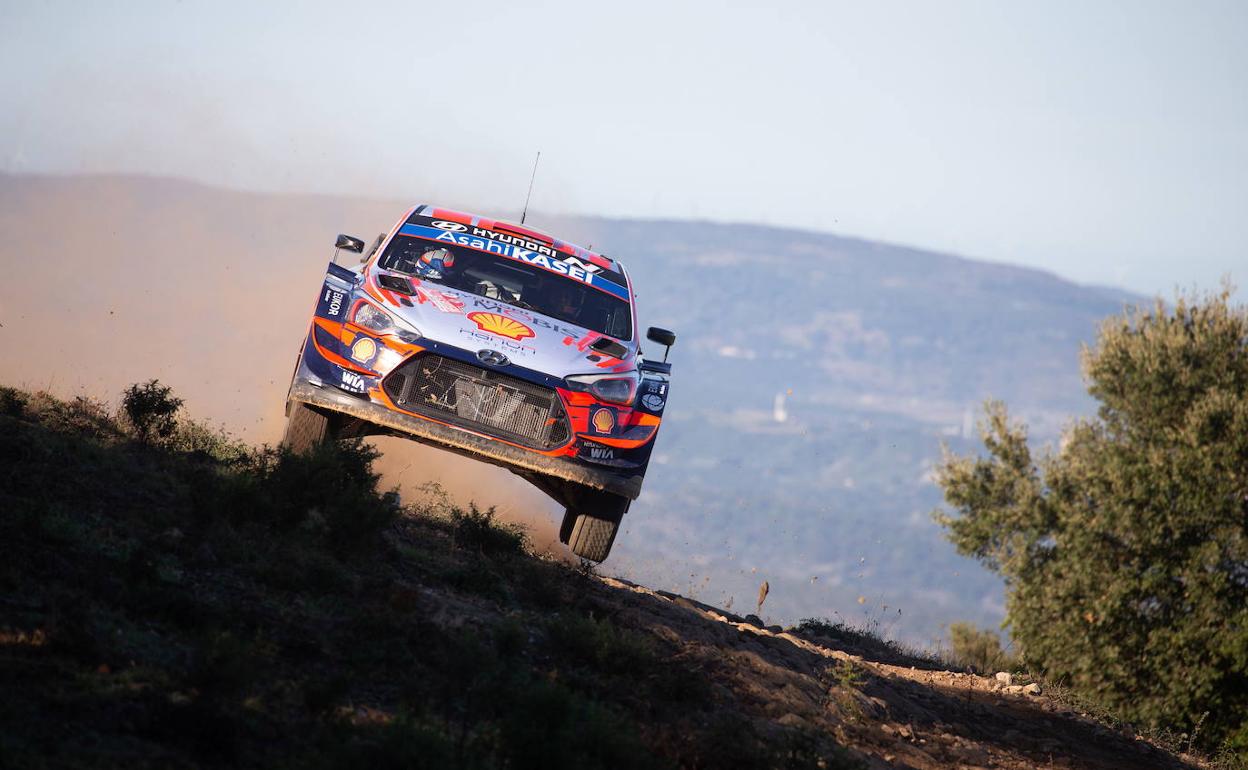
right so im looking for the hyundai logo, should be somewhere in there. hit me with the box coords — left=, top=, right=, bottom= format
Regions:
left=476, top=349, right=509, bottom=367
left=432, top=220, right=468, bottom=232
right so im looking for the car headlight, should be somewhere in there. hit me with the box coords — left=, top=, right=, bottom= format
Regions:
left=565, top=371, right=639, bottom=406
left=351, top=301, right=422, bottom=343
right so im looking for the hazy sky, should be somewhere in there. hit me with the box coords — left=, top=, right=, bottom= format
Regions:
left=2, top=0, right=1244, bottom=297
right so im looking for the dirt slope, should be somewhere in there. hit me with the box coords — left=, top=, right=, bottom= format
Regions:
left=0, top=386, right=1206, bottom=769
left=585, top=577, right=1196, bottom=769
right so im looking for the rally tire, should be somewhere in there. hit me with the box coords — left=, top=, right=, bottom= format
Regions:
left=568, top=514, right=619, bottom=563
left=282, top=401, right=331, bottom=454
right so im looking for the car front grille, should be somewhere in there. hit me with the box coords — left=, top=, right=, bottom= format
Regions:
left=383, top=354, right=570, bottom=449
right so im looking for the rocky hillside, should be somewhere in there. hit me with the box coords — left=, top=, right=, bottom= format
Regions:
left=0, top=386, right=1206, bottom=769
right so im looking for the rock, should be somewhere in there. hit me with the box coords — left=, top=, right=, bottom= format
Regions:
left=743, top=614, right=764, bottom=627
left=776, top=713, right=806, bottom=728
left=995, top=671, right=1013, bottom=686
left=1003, top=685, right=1026, bottom=695
left=1023, top=682, right=1042, bottom=696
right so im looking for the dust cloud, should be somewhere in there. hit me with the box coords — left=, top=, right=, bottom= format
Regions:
left=0, top=173, right=564, bottom=547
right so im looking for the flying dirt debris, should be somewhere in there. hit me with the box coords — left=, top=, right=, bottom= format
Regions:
left=282, top=204, right=676, bottom=563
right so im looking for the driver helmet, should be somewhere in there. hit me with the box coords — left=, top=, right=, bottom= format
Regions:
left=415, top=247, right=455, bottom=279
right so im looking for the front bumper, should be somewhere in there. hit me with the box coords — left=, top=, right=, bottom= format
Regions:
left=288, top=373, right=644, bottom=500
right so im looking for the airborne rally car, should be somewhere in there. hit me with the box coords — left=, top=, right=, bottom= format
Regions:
left=283, top=205, right=675, bottom=562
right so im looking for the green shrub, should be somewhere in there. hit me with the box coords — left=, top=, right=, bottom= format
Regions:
left=935, top=287, right=1248, bottom=753
left=446, top=502, right=527, bottom=557
left=121, top=379, right=184, bottom=441
left=211, top=440, right=400, bottom=554
left=0, top=386, right=27, bottom=417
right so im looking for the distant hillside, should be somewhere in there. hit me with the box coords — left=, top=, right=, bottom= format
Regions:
left=0, top=173, right=1142, bottom=642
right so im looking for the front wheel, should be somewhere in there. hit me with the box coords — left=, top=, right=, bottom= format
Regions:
left=566, top=513, right=620, bottom=563
left=558, top=489, right=630, bottom=563
left=282, top=401, right=332, bottom=454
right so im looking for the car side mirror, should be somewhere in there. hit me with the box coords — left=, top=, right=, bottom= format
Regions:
left=332, top=234, right=365, bottom=265
left=646, top=326, right=676, bottom=362
left=647, top=327, right=676, bottom=347
left=335, top=234, right=365, bottom=253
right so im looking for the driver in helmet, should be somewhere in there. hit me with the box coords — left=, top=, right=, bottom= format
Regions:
left=413, top=247, right=456, bottom=280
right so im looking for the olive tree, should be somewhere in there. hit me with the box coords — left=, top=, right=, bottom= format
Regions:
left=935, top=288, right=1248, bottom=752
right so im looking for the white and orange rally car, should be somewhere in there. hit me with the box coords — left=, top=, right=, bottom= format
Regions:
left=283, top=205, right=675, bottom=562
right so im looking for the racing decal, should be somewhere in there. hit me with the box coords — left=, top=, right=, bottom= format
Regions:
left=395, top=223, right=630, bottom=300
left=582, top=443, right=616, bottom=461
left=562, top=330, right=628, bottom=368
left=590, top=407, right=616, bottom=434
left=457, top=328, right=536, bottom=356
left=415, top=286, right=466, bottom=313
left=431, top=220, right=467, bottom=232
left=318, top=284, right=347, bottom=318
left=350, top=336, right=377, bottom=364
left=459, top=224, right=558, bottom=258
left=470, top=297, right=582, bottom=336
left=466, top=312, right=535, bottom=341
left=560, top=255, right=602, bottom=275
left=340, top=370, right=367, bottom=393
left=563, top=331, right=600, bottom=352
left=639, top=380, right=667, bottom=413
left=428, top=229, right=588, bottom=278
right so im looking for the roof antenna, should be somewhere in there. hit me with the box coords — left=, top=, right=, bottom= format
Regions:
left=520, top=151, right=541, bottom=224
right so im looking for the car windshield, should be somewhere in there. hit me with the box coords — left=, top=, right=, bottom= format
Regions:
left=378, top=236, right=632, bottom=339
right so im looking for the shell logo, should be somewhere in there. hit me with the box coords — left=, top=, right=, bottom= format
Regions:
left=466, top=312, right=535, bottom=341
left=591, top=408, right=616, bottom=434
left=350, top=336, right=377, bottom=363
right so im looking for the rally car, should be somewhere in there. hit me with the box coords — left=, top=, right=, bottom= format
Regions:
left=282, top=205, right=675, bottom=562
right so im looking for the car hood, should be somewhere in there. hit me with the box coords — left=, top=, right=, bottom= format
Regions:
left=379, top=280, right=636, bottom=378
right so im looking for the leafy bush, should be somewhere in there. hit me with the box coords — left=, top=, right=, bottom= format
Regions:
left=121, top=379, right=184, bottom=441
left=264, top=440, right=400, bottom=552
left=447, top=502, right=528, bottom=557
left=935, top=287, right=1248, bottom=754
left=0, top=386, right=27, bottom=417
